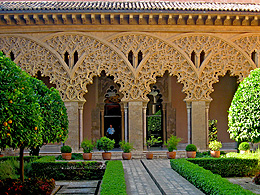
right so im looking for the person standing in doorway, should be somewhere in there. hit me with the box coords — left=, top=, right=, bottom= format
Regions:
left=106, top=124, right=115, bottom=140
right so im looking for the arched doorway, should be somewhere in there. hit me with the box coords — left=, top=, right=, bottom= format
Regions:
left=104, top=86, right=122, bottom=147
left=147, top=85, right=163, bottom=146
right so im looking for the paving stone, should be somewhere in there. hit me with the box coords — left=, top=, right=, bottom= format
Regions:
left=56, top=187, right=96, bottom=194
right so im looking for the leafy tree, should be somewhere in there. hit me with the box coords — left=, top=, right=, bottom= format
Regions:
left=0, top=52, right=43, bottom=181
left=28, top=77, right=68, bottom=155
left=228, top=68, right=260, bottom=143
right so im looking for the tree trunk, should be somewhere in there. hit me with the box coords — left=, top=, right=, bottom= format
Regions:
left=20, top=146, right=24, bottom=182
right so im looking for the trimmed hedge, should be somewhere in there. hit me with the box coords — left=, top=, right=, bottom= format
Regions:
left=31, top=160, right=105, bottom=180
left=170, top=159, right=255, bottom=195
left=0, top=156, right=43, bottom=163
left=187, top=157, right=259, bottom=177
left=100, top=161, right=127, bottom=195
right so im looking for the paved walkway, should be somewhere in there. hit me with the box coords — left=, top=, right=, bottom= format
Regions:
left=122, top=159, right=204, bottom=195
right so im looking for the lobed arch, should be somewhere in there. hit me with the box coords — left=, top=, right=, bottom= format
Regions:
left=107, top=32, right=198, bottom=101
left=0, top=34, right=72, bottom=101
left=42, top=32, right=137, bottom=101
left=170, top=33, right=256, bottom=101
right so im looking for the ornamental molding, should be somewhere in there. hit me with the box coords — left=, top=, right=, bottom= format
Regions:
left=1, top=13, right=260, bottom=27
left=0, top=32, right=258, bottom=102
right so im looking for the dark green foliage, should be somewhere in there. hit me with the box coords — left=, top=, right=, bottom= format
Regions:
left=208, top=119, right=218, bottom=142
left=170, top=159, right=255, bottom=195
left=238, top=142, right=250, bottom=151
left=56, top=153, right=83, bottom=160
left=196, top=151, right=226, bottom=158
left=0, top=177, right=55, bottom=195
left=100, top=161, right=127, bottom=195
left=61, top=145, right=72, bottom=153
left=0, top=156, right=42, bottom=163
left=185, top=144, right=197, bottom=151
left=147, top=110, right=162, bottom=133
left=31, top=161, right=105, bottom=180
left=164, top=135, right=181, bottom=152
left=187, top=158, right=259, bottom=177
left=119, top=141, right=134, bottom=153
left=97, top=137, right=115, bottom=152
left=228, top=68, right=260, bottom=143
left=81, top=139, right=95, bottom=153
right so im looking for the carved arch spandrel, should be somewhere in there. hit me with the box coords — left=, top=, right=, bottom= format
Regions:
left=0, top=35, right=75, bottom=101
left=170, top=33, right=256, bottom=101
left=42, top=32, right=136, bottom=101
left=107, top=32, right=198, bottom=101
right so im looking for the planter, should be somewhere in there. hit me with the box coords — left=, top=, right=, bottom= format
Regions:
left=122, top=152, right=132, bottom=160
left=0, top=154, right=3, bottom=157
left=83, top=153, right=92, bottom=160
left=210, top=150, right=220, bottom=158
left=186, top=151, right=196, bottom=158
left=102, top=152, right=112, bottom=160
left=146, top=152, right=153, bottom=160
left=62, top=153, right=72, bottom=160
left=167, top=151, right=176, bottom=159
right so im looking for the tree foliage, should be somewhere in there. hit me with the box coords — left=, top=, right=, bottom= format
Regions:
left=228, top=68, right=260, bottom=143
left=0, top=52, right=43, bottom=150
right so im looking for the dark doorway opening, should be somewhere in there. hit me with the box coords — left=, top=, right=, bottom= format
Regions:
left=104, top=86, right=122, bottom=148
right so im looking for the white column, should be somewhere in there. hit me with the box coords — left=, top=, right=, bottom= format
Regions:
left=205, top=101, right=210, bottom=146
left=78, top=101, right=85, bottom=148
left=186, top=101, right=192, bottom=144
left=124, top=102, right=128, bottom=142
left=143, top=102, right=148, bottom=149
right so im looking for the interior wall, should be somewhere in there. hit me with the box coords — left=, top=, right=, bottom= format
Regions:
left=170, top=76, right=187, bottom=143
left=209, top=74, right=238, bottom=143
left=83, top=79, right=97, bottom=140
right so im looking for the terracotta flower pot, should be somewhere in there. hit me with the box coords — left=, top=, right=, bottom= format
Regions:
left=146, top=152, right=153, bottom=160
left=62, top=153, right=72, bottom=160
left=0, top=154, right=3, bottom=157
left=167, top=151, right=176, bottom=159
left=210, top=150, right=220, bottom=158
left=83, top=153, right=92, bottom=160
left=102, top=152, right=112, bottom=160
left=186, top=151, right=196, bottom=158
left=122, top=153, right=132, bottom=160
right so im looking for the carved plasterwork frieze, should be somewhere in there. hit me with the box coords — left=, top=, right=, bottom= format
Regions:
left=170, top=34, right=256, bottom=101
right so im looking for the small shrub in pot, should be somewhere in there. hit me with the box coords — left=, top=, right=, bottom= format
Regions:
left=119, top=141, right=135, bottom=160
left=164, top=135, right=181, bottom=159
left=209, top=140, right=222, bottom=158
left=185, top=144, right=197, bottom=158
left=81, top=139, right=95, bottom=160
left=97, top=137, right=115, bottom=160
left=238, top=142, right=250, bottom=153
left=61, top=145, right=72, bottom=160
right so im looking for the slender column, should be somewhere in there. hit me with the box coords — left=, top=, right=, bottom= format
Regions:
left=100, top=109, right=104, bottom=137
left=205, top=101, right=210, bottom=146
left=186, top=101, right=192, bottom=144
left=121, top=104, right=125, bottom=141
left=143, top=102, right=147, bottom=149
left=162, top=103, right=167, bottom=143
left=124, top=102, right=128, bottom=142
left=78, top=101, right=85, bottom=148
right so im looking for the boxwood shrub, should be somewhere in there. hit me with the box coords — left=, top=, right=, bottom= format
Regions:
left=100, top=161, right=127, bottom=195
left=187, top=157, right=259, bottom=177
left=170, top=159, right=255, bottom=195
left=31, top=159, right=105, bottom=180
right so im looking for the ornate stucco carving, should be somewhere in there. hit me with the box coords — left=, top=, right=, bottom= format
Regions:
left=0, top=32, right=257, bottom=102
left=171, top=33, right=256, bottom=101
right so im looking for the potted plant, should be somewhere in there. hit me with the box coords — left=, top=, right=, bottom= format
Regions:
left=185, top=144, right=197, bottom=158
left=119, top=141, right=135, bottom=160
left=238, top=142, right=250, bottom=154
left=81, top=139, right=95, bottom=160
left=208, top=140, right=222, bottom=158
left=146, top=135, right=162, bottom=159
left=61, top=145, right=72, bottom=160
left=96, top=137, right=115, bottom=160
left=164, top=135, right=181, bottom=159
left=0, top=150, right=3, bottom=157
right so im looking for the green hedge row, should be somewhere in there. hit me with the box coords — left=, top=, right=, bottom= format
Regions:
left=170, top=159, right=255, bottom=195
left=31, top=160, right=105, bottom=180
left=0, top=156, right=43, bottom=162
left=187, top=158, right=259, bottom=177
left=100, top=161, right=127, bottom=195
